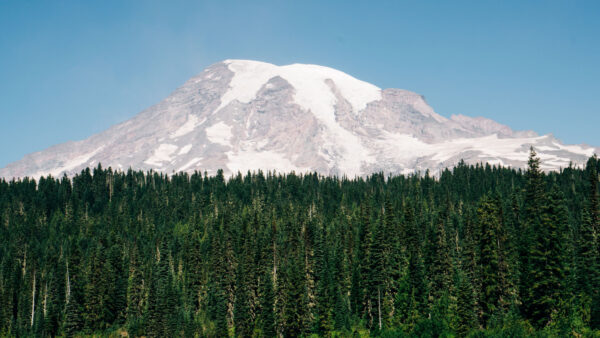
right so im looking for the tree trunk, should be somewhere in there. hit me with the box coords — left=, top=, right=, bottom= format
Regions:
left=31, top=271, right=36, bottom=327
left=378, top=287, right=382, bottom=330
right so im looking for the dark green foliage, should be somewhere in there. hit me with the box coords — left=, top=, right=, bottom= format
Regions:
left=455, top=269, right=476, bottom=335
left=529, top=185, right=568, bottom=327
left=259, top=269, right=276, bottom=337
left=476, top=194, right=505, bottom=324
left=126, top=243, right=145, bottom=332
left=1, top=156, right=599, bottom=336
left=234, top=248, right=252, bottom=337
left=64, top=244, right=85, bottom=336
left=520, top=148, right=546, bottom=321
left=147, top=241, right=180, bottom=337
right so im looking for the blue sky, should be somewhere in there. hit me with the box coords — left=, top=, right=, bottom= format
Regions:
left=1, top=0, right=599, bottom=167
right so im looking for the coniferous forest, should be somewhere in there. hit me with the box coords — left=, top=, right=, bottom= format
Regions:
left=1, top=149, right=600, bottom=337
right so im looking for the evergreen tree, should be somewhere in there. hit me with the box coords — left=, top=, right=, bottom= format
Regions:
left=520, top=147, right=546, bottom=321
left=85, top=242, right=107, bottom=330
left=146, top=241, right=179, bottom=337
left=455, top=268, right=476, bottom=336
left=365, top=216, right=386, bottom=330
left=529, top=185, right=568, bottom=327
left=584, top=156, right=600, bottom=329
left=207, top=230, right=229, bottom=337
left=476, top=194, right=503, bottom=325
left=429, top=215, right=452, bottom=301
left=64, top=244, right=85, bottom=336
left=259, top=270, right=276, bottom=337
left=234, top=251, right=252, bottom=337
left=126, top=243, right=145, bottom=331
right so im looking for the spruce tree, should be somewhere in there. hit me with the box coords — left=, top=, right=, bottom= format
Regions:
left=234, top=254, right=252, bottom=337
left=259, top=270, right=276, bottom=337
left=64, top=244, right=85, bottom=336
left=126, top=243, right=145, bottom=331
left=529, top=185, right=568, bottom=328
left=365, top=216, right=386, bottom=330
left=476, top=194, right=503, bottom=325
left=585, top=156, right=600, bottom=329
left=455, top=267, right=476, bottom=335
left=520, top=147, right=546, bottom=321
left=429, top=215, right=452, bottom=301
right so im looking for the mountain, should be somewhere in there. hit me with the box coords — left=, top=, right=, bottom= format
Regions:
left=1, top=59, right=597, bottom=179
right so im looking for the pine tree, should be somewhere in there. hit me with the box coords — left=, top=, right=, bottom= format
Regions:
left=392, top=257, right=418, bottom=332
left=585, top=156, right=600, bottom=329
left=520, top=147, right=546, bottom=321
left=529, top=185, right=568, bottom=328
left=279, top=248, right=308, bottom=337
left=126, top=243, right=145, bottom=331
left=43, top=249, right=65, bottom=337
left=85, top=242, right=106, bottom=330
left=404, top=204, right=426, bottom=319
left=64, top=244, right=85, bottom=336
left=476, top=194, right=503, bottom=325
left=429, top=215, right=452, bottom=301
left=106, top=243, right=127, bottom=326
left=365, top=216, right=386, bottom=330
left=455, top=267, right=476, bottom=336
left=259, top=270, right=276, bottom=337
left=234, top=253, right=252, bottom=337
left=207, top=230, right=229, bottom=337
left=185, top=230, right=203, bottom=313
left=146, top=241, right=179, bottom=337
left=313, top=226, right=333, bottom=334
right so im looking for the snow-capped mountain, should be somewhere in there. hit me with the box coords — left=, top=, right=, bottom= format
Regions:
left=1, top=59, right=597, bottom=179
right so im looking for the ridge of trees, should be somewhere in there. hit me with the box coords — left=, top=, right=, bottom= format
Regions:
left=0, top=152, right=599, bottom=337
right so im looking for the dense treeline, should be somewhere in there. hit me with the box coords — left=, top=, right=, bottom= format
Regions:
left=0, top=149, right=599, bottom=337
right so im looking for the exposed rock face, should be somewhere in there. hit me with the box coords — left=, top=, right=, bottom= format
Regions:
left=1, top=59, right=597, bottom=179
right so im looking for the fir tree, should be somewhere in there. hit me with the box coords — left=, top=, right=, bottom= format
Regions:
left=476, top=194, right=503, bottom=325
left=126, top=243, right=145, bottom=331
left=259, top=270, right=276, bottom=337
left=520, top=147, right=546, bottom=321
left=234, top=252, right=252, bottom=337
left=529, top=185, right=568, bottom=328
left=64, top=244, right=85, bottom=336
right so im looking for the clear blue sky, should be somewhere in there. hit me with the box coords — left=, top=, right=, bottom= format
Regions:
left=1, top=0, right=599, bottom=167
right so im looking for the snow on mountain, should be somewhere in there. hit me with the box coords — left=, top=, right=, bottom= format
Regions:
left=1, top=59, right=597, bottom=179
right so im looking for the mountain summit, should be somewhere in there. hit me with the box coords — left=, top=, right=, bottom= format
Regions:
left=1, top=60, right=597, bottom=179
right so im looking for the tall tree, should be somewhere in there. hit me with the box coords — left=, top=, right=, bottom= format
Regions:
left=529, top=185, right=568, bottom=327
left=476, top=194, right=503, bottom=325
left=520, top=147, right=546, bottom=321
left=259, top=270, right=276, bottom=337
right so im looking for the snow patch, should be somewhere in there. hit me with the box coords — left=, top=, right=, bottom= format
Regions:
left=178, top=144, right=192, bottom=155
left=171, top=115, right=206, bottom=138
left=206, top=122, right=233, bottom=146
left=144, top=144, right=179, bottom=166
left=179, top=157, right=203, bottom=172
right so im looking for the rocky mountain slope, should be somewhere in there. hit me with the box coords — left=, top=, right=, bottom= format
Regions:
left=1, top=59, right=597, bottom=179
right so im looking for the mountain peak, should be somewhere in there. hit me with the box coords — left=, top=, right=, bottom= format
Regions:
left=1, top=59, right=597, bottom=179
left=216, top=59, right=381, bottom=115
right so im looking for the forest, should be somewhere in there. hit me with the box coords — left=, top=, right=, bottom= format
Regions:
left=0, top=149, right=599, bottom=337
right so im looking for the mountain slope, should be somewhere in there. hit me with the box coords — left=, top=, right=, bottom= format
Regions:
left=1, top=59, right=597, bottom=179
